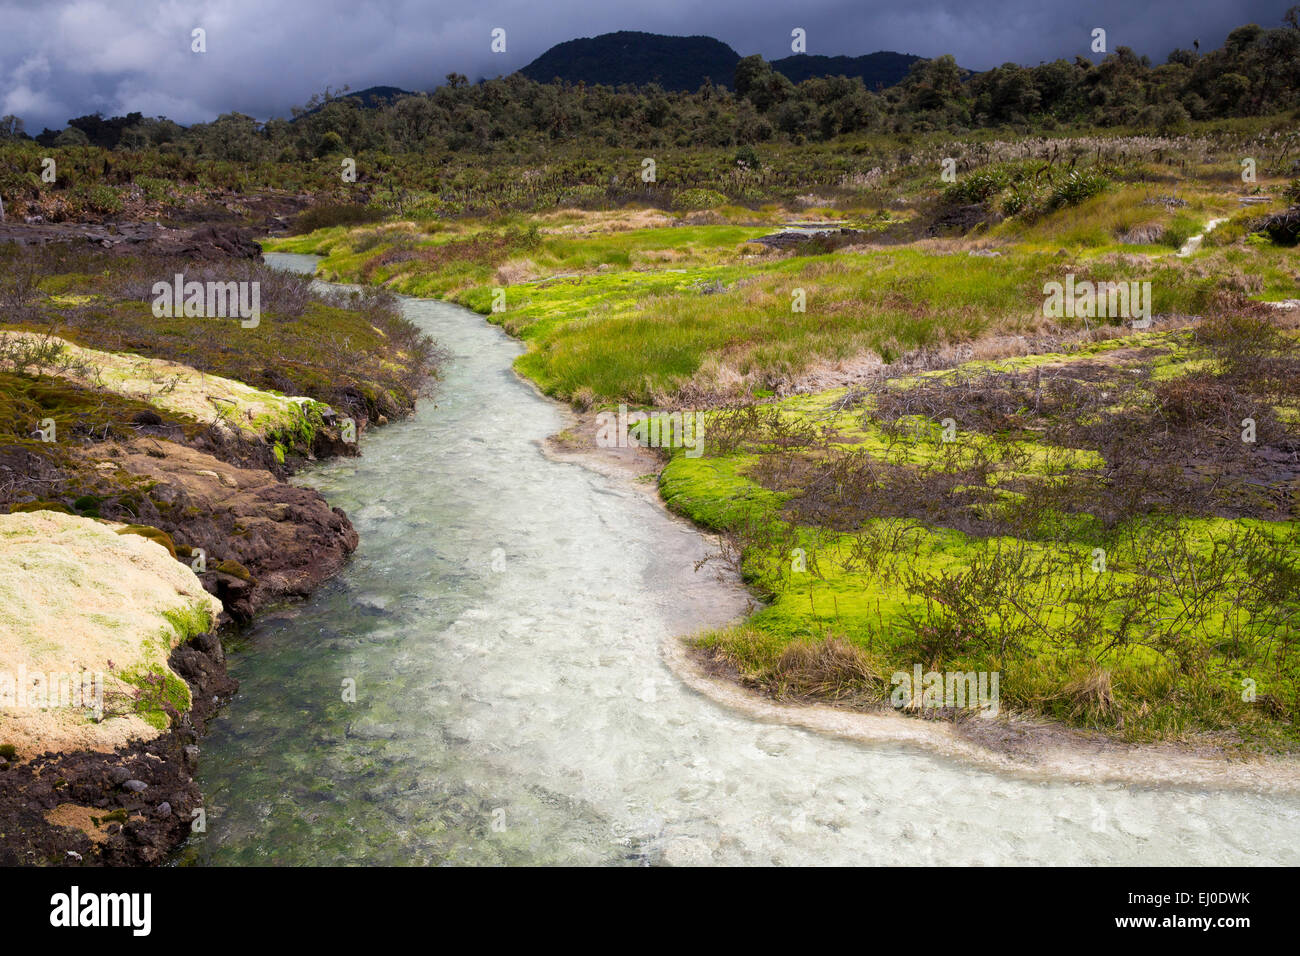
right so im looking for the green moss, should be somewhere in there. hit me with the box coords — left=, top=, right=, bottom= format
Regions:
left=121, top=667, right=194, bottom=732
left=659, top=337, right=1300, bottom=747
left=111, top=602, right=214, bottom=730
left=213, top=559, right=254, bottom=582
left=8, top=256, right=436, bottom=430
left=8, top=501, right=72, bottom=515
left=160, top=602, right=214, bottom=641
left=115, top=524, right=177, bottom=558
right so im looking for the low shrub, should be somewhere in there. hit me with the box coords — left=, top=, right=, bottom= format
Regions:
left=290, top=203, right=387, bottom=235
left=1048, top=169, right=1109, bottom=208
left=672, top=188, right=729, bottom=211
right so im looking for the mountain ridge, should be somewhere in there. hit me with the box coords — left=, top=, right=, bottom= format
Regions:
left=518, top=30, right=924, bottom=91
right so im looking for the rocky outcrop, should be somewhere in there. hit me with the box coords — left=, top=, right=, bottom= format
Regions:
left=0, top=438, right=359, bottom=864
left=926, top=203, right=1000, bottom=236
left=95, top=438, right=358, bottom=625
left=0, top=511, right=223, bottom=758
left=752, top=226, right=871, bottom=250
left=0, top=440, right=359, bottom=862
left=0, top=221, right=261, bottom=260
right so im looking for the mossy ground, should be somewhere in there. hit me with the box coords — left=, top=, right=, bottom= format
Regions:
left=0, top=511, right=222, bottom=754
left=0, top=240, right=444, bottom=531
left=664, top=322, right=1300, bottom=748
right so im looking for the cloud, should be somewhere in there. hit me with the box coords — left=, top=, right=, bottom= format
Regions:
left=0, top=0, right=1285, bottom=129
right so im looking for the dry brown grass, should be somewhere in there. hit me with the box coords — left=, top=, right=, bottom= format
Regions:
left=1057, top=668, right=1119, bottom=723
left=494, top=258, right=539, bottom=284
left=537, top=207, right=673, bottom=235
left=769, top=636, right=884, bottom=704
left=44, top=803, right=125, bottom=844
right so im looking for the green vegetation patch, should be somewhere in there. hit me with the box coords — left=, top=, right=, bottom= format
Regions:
left=668, top=315, right=1300, bottom=748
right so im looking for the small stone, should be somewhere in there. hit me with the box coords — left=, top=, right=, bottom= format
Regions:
left=155, top=802, right=172, bottom=817
left=107, top=767, right=132, bottom=785
left=122, top=779, right=147, bottom=792
left=183, top=745, right=200, bottom=769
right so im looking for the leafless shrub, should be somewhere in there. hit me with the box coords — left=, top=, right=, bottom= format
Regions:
left=0, top=329, right=102, bottom=383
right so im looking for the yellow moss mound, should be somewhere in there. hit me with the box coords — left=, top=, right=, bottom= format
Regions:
left=0, top=510, right=222, bottom=759
left=0, top=330, right=319, bottom=441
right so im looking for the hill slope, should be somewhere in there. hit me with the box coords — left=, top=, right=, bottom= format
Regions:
left=518, top=31, right=922, bottom=92
left=519, top=31, right=740, bottom=90
left=770, top=52, right=920, bottom=89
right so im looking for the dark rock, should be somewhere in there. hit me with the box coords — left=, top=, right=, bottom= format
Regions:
left=752, top=227, right=869, bottom=250
left=1258, top=207, right=1299, bottom=246
left=926, top=203, right=999, bottom=236
left=112, top=437, right=359, bottom=626
left=122, top=779, right=147, bottom=793
left=0, top=221, right=262, bottom=260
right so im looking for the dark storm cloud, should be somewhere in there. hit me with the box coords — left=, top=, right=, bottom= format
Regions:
left=0, top=0, right=1288, bottom=130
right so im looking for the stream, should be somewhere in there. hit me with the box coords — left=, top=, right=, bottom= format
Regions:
left=181, top=252, right=1300, bottom=865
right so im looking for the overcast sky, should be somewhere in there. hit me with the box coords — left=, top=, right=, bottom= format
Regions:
left=0, top=0, right=1288, bottom=130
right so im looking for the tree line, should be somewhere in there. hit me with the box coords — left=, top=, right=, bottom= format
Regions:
left=0, top=12, right=1296, bottom=163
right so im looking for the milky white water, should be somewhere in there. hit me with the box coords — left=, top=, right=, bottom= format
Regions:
left=181, top=252, right=1300, bottom=865
left=1176, top=217, right=1228, bottom=257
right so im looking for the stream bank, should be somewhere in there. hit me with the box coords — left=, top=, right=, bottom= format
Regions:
left=0, top=248, right=433, bottom=864
left=179, top=258, right=1300, bottom=866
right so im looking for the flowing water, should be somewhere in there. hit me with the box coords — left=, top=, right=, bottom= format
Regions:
left=182, top=252, right=1300, bottom=865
